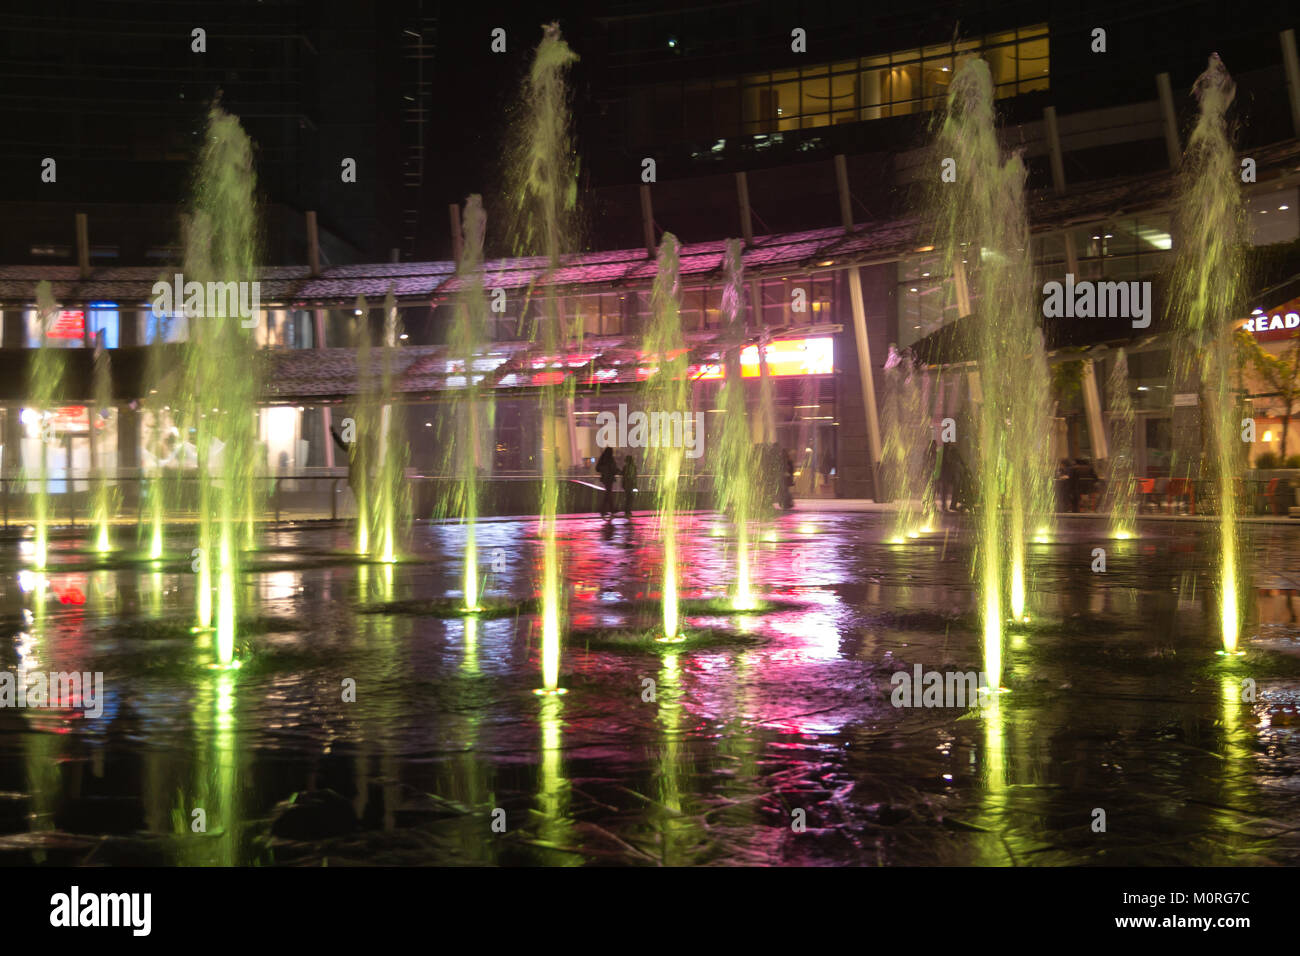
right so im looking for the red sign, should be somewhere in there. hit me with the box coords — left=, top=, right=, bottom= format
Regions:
left=49, top=310, right=85, bottom=340
left=1244, top=297, right=1300, bottom=342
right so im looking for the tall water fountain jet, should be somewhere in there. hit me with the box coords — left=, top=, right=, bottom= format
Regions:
left=932, top=56, right=1050, bottom=685
left=1102, top=349, right=1138, bottom=539
left=443, top=196, right=495, bottom=610
left=1020, top=331, right=1058, bottom=542
left=143, top=315, right=172, bottom=561
left=372, top=290, right=409, bottom=565
left=882, top=345, right=934, bottom=542
left=27, top=282, right=63, bottom=571
left=90, top=334, right=115, bottom=553
left=714, top=240, right=758, bottom=610
left=510, top=23, right=579, bottom=692
left=644, top=235, right=689, bottom=640
left=1168, top=54, right=1249, bottom=653
left=180, top=103, right=262, bottom=665
left=351, top=296, right=373, bottom=556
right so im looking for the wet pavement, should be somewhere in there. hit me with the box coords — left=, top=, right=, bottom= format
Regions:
left=1, top=511, right=1298, bottom=866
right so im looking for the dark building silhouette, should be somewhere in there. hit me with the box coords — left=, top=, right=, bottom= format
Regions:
left=0, top=0, right=430, bottom=265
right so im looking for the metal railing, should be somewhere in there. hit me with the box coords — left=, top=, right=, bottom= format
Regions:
left=0, top=470, right=728, bottom=528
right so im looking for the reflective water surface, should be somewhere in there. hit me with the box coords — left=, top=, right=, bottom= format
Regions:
left=1, top=512, right=1298, bottom=866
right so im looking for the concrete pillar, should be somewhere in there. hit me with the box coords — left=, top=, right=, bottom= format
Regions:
left=748, top=276, right=776, bottom=443
left=1045, top=104, right=1098, bottom=458
left=565, top=394, right=580, bottom=470
left=1080, top=358, right=1109, bottom=460
left=1044, top=107, right=1066, bottom=192
left=640, top=184, right=656, bottom=258
left=1283, top=30, right=1300, bottom=138
left=1, top=309, right=23, bottom=348
left=756, top=329, right=776, bottom=444
left=1044, top=106, right=1080, bottom=274
left=76, top=213, right=90, bottom=279
left=834, top=154, right=853, bottom=233
left=847, top=266, right=882, bottom=486
left=1156, top=73, right=1181, bottom=169
left=3, top=406, right=21, bottom=480
left=316, top=308, right=334, bottom=469
left=75, top=214, right=91, bottom=280
left=953, top=259, right=972, bottom=318
left=449, top=203, right=464, bottom=265
left=735, top=171, right=754, bottom=245
left=306, top=210, right=321, bottom=277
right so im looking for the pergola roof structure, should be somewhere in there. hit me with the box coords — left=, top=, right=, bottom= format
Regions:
left=5, top=138, right=1298, bottom=309
left=2, top=139, right=1299, bottom=398
left=260, top=322, right=841, bottom=404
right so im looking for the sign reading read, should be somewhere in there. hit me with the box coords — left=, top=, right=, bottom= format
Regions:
left=1244, top=296, right=1300, bottom=341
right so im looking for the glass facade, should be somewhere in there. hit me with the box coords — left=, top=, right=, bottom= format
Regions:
left=0, top=272, right=847, bottom=514
left=896, top=213, right=1188, bottom=477
left=896, top=212, right=1175, bottom=350
left=639, top=25, right=1049, bottom=143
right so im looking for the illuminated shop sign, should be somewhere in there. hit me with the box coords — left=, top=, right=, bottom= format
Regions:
left=49, top=310, right=85, bottom=339
left=698, top=336, right=835, bottom=380
left=1244, top=312, right=1299, bottom=334
left=1245, top=297, right=1300, bottom=341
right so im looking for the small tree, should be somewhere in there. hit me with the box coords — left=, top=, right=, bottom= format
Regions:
left=1238, top=328, right=1300, bottom=461
left=1050, top=359, right=1085, bottom=457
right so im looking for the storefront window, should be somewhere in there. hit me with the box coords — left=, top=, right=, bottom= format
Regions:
left=897, top=253, right=949, bottom=349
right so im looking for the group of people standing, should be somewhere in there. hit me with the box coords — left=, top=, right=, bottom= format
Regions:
left=759, top=442, right=795, bottom=513
left=595, top=442, right=797, bottom=520
left=1058, top=457, right=1100, bottom=512
left=922, top=440, right=1103, bottom=514
left=595, top=446, right=637, bottom=519
left=925, top=440, right=969, bottom=513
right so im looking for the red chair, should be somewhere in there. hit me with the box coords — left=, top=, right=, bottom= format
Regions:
left=1137, top=478, right=1156, bottom=512
left=1152, top=476, right=1169, bottom=511
left=1264, top=477, right=1286, bottom=515
left=1166, top=478, right=1196, bottom=515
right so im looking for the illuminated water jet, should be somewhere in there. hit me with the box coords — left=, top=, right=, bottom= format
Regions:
left=372, top=290, right=408, bottom=565
left=931, top=56, right=1051, bottom=686
left=644, top=234, right=689, bottom=641
left=714, top=240, right=759, bottom=612
left=1102, top=349, right=1139, bottom=540
left=27, top=282, right=62, bottom=572
left=90, top=337, right=115, bottom=553
left=882, top=345, right=934, bottom=540
left=511, top=23, right=580, bottom=693
left=179, top=104, right=262, bottom=663
left=442, top=196, right=495, bottom=614
left=1168, top=54, right=1249, bottom=654
left=351, top=296, right=373, bottom=556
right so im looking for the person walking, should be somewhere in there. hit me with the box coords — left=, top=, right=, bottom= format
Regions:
left=1070, top=457, right=1099, bottom=512
left=937, top=442, right=958, bottom=512
left=820, top=446, right=835, bottom=490
left=621, top=455, right=637, bottom=518
left=332, top=423, right=363, bottom=502
left=596, top=446, right=619, bottom=518
left=780, top=447, right=795, bottom=510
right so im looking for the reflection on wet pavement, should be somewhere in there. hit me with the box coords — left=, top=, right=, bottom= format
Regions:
left=1, top=512, right=1298, bottom=866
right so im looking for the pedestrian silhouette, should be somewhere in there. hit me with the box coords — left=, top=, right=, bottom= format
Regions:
left=621, top=455, right=637, bottom=518
left=596, top=446, right=619, bottom=518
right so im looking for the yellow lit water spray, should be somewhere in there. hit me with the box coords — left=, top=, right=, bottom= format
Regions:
left=511, top=23, right=580, bottom=690
left=644, top=235, right=689, bottom=641
left=1168, top=55, right=1248, bottom=654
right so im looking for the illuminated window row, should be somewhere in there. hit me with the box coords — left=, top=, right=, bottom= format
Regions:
left=637, top=25, right=1048, bottom=142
